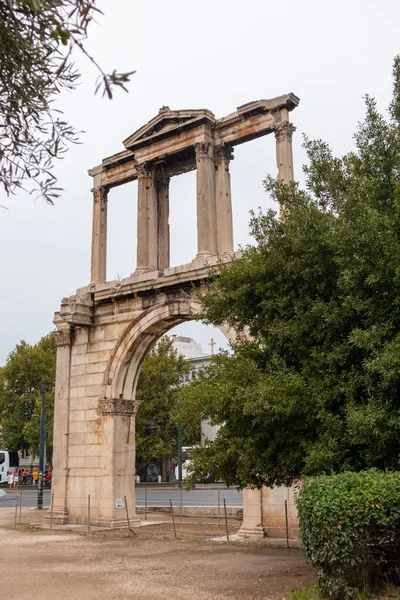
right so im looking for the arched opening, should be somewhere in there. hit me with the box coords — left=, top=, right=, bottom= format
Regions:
left=102, top=297, right=235, bottom=499
left=134, top=320, right=229, bottom=483
left=105, top=297, right=235, bottom=403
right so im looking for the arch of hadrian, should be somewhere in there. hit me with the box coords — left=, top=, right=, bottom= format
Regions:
left=52, top=93, right=299, bottom=534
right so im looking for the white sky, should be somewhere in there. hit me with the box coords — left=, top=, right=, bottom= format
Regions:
left=1, top=0, right=399, bottom=363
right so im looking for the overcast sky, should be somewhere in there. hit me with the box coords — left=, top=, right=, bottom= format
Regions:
left=1, top=0, right=399, bottom=363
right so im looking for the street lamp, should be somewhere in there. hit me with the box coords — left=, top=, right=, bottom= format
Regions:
left=37, top=385, right=46, bottom=509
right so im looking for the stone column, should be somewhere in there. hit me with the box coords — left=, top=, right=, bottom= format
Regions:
left=50, top=328, right=73, bottom=524
left=136, top=163, right=158, bottom=272
left=96, top=398, right=140, bottom=527
left=274, top=121, right=296, bottom=218
left=238, top=487, right=266, bottom=539
left=215, top=145, right=234, bottom=256
left=195, top=142, right=218, bottom=258
left=90, top=186, right=108, bottom=284
left=157, top=174, right=170, bottom=271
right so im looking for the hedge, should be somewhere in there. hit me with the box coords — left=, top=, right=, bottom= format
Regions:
left=296, top=469, right=400, bottom=598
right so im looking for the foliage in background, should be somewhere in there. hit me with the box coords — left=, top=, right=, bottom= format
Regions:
left=178, top=56, right=400, bottom=488
left=0, top=334, right=56, bottom=459
left=135, top=336, right=199, bottom=475
left=296, top=470, right=400, bottom=599
left=0, top=0, right=134, bottom=205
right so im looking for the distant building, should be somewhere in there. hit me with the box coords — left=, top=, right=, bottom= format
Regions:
left=171, top=335, right=218, bottom=443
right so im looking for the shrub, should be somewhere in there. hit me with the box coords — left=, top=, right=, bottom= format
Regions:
left=296, top=470, right=400, bottom=599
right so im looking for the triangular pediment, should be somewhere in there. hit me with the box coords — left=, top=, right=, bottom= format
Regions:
left=123, top=107, right=215, bottom=150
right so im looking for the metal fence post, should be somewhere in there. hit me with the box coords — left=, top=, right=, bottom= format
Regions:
left=180, top=487, right=183, bottom=523
left=19, top=491, right=22, bottom=523
left=169, top=498, right=177, bottom=539
left=87, top=494, right=91, bottom=533
left=14, top=493, right=19, bottom=527
left=50, top=493, right=54, bottom=530
left=223, top=498, right=230, bottom=543
left=124, top=495, right=137, bottom=537
left=145, top=486, right=148, bottom=521
left=285, top=499, right=289, bottom=548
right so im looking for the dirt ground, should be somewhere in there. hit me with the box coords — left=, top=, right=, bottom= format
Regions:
left=0, top=525, right=313, bottom=600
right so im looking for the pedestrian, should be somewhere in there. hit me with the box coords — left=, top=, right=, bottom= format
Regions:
left=22, top=469, right=28, bottom=485
left=13, top=471, right=19, bottom=489
left=27, top=471, right=33, bottom=486
left=7, top=471, right=13, bottom=490
left=32, top=469, right=39, bottom=487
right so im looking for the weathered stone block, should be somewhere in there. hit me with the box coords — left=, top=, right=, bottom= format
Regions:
left=70, top=386, right=86, bottom=398
left=69, top=410, right=86, bottom=422
left=69, top=433, right=85, bottom=445
left=71, top=364, right=87, bottom=377
left=69, top=421, right=88, bottom=434
left=71, top=372, right=104, bottom=387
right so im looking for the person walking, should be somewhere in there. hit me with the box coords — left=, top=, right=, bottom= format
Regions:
left=13, top=471, right=19, bottom=489
left=22, top=469, right=28, bottom=485
left=27, top=471, right=33, bottom=486
left=7, top=471, right=13, bottom=490
left=32, top=469, right=39, bottom=487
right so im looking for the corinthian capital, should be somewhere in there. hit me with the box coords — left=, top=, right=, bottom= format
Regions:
left=52, top=328, right=73, bottom=348
left=194, top=142, right=212, bottom=159
left=91, top=185, right=108, bottom=203
left=99, top=398, right=135, bottom=416
left=215, top=145, right=234, bottom=164
left=136, top=162, right=151, bottom=178
left=274, top=121, right=296, bottom=142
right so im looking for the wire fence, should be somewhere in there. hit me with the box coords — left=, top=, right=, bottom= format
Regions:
left=2, top=487, right=299, bottom=546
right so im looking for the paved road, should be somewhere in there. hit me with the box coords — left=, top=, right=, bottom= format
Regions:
left=135, top=486, right=242, bottom=507
left=0, top=486, right=242, bottom=508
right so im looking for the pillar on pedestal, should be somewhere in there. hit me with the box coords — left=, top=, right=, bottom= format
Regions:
left=136, top=163, right=158, bottom=272
left=195, top=142, right=218, bottom=259
left=215, top=145, right=234, bottom=256
left=90, top=186, right=108, bottom=284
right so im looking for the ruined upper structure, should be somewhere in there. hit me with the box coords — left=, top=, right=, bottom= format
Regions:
left=87, top=93, right=299, bottom=285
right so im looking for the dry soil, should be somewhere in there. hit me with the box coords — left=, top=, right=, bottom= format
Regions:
left=0, top=526, right=313, bottom=600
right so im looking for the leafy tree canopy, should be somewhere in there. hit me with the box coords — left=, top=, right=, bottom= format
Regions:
left=177, top=57, right=400, bottom=489
left=135, top=336, right=199, bottom=470
left=0, top=334, right=56, bottom=459
left=0, top=0, right=134, bottom=205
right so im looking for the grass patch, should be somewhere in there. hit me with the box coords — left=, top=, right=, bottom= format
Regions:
left=282, top=586, right=400, bottom=599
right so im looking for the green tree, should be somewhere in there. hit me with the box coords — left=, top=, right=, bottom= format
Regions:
left=178, top=57, right=400, bottom=489
left=135, top=336, right=198, bottom=480
left=0, top=0, right=134, bottom=204
left=0, top=334, right=56, bottom=459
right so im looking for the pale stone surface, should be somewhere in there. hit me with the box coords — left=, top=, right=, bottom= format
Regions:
left=53, top=96, right=299, bottom=527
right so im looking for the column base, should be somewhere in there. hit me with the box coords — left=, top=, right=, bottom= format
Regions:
left=92, top=517, right=141, bottom=529
left=237, top=525, right=267, bottom=539
left=45, top=508, right=69, bottom=525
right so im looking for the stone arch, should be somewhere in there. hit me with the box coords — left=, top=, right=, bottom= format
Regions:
left=104, top=294, right=236, bottom=403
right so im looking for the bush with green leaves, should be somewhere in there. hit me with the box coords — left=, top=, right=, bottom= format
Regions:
left=296, top=470, right=400, bottom=599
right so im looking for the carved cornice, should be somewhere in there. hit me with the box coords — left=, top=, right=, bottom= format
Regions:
left=53, top=329, right=73, bottom=348
left=215, top=145, right=234, bottom=164
left=100, top=398, right=135, bottom=416
left=194, top=142, right=212, bottom=159
left=91, top=186, right=108, bottom=203
left=59, top=293, right=93, bottom=327
left=274, top=121, right=296, bottom=142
